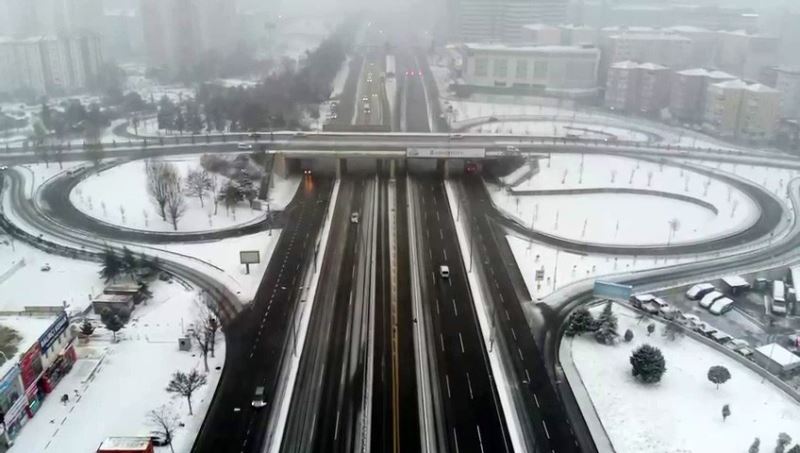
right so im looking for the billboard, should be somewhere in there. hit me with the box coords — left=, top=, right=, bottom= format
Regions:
left=406, top=147, right=485, bottom=159
left=39, top=311, right=68, bottom=351
left=239, top=251, right=261, bottom=265
left=593, top=280, right=633, bottom=301
left=19, top=344, right=43, bottom=389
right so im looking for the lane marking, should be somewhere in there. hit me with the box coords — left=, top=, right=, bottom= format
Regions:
left=458, top=332, right=465, bottom=354
left=466, top=372, right=474, bottom=399
left=511, top=327, right=517, bottom=342
left=533, top=392, right=540, bottom=408
left=445, top=374, right=452, bottom=398
left=476, top=425, right=485, bottom=453
left=440, top=333, right=445, bottom=352
left=542, top=421, right=551, bottom=440
left=452, top=298, right=458, bottom=316
left=525, top=368, right=531, bottom=383
left=453, top=428, right=460, bottom=453
left=518, top=347, right=524, bottom=360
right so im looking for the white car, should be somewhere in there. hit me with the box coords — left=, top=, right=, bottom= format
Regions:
left=699, top=290, right=724, bottom=309
left=685, top=283, right=715, bottom=300
left=709, top=297, right=735, bottom=315
left=237, top=142, right=253, bottom=150
left=350, top=212, right=360, bottom=224
left=251, top=386, right=266, bottom=409
left=439, top=265, right=450, bottom=279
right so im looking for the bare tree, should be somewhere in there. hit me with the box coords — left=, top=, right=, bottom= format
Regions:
left=165, top=177, right=187, bottom=231
left=147, top=405, right=180, bottom=453
left=146, top=160, right=178, bottom=221
left=185, top=169, right=213, bottom=207
left=191, top=301, right=221, bottom=372
left=165, top=369, right=207, bottom=415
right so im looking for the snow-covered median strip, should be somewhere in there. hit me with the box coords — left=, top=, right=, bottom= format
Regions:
left=444, top=180, right=526, bottom=453
left=265, top=178, right=340, bottom=453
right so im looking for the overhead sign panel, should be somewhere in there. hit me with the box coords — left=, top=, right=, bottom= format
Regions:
left=406, top=147, right=485, bottom=159
left=593, top=280, right=633, bottom=301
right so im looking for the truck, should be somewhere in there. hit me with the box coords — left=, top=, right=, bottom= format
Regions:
left=772, top=280, right=787, bottom=315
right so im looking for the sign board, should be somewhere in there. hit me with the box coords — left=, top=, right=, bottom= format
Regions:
left=19, top=343, right=43, bottom=389
left=240, top=251, right=261, bottom=265
left=535, top=268, right=545, bottom=281
left=406, top=147, right=485, bottom=159
left=39, top=311, right=68, bottom=351
left=240, top=250, right=261, bottom=275
left=593, top=280, right=633, bottom=301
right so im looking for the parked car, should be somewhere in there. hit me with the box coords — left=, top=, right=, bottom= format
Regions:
left=709, top=330, right=734, bottom=344
left=679, top=313, right=702, bottom=326
left=699, top=290, right=725, bottom=309
left=686, top=283, right=715, bottom=300
left=694, top=322, right=717, bottom=337
left=709, top=297, right=735, bottom=315
left=630, top=294, right=656, bottom=310
left=650, top=297, right=673, bottom=315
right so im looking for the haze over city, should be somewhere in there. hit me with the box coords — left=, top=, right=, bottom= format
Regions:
left=1, top=1, right=800, bottom=453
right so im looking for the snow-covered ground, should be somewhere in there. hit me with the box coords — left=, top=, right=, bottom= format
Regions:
left=568, top=303, right=800, bottom=453
left=9, top=281, right=225, bottom=453
left=466, top=120, right=651, bottom=142
left=69, top=155, right=299, bottom=233
left=0, top=238, right=103, bottom=314
left=492, top=154, right=757, bottom=247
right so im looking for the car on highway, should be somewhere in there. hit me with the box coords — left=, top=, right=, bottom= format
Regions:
left=0, top=165, right=8, bottom=172
left=350, top=212, right=359, bottom=224
left=699, top=290, right=725, bottom=309
left=294, top=132, right=308, bottom=138
left=686, top=283, right=715, bottom=300
left=303, top=168, right=312, bottom=175
left=449, top=134, right=464, bottom=140
left=439, top=265, right=450, bottom=279
left=237, top=142, right=253, bottom=150
left=252, top=386, right=267, bottom=408
left=709, top=297, right=735, bottom=315
left=367, top=72, right=373, bottom=83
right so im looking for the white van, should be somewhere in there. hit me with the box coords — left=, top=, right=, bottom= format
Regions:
left=439, top=265, right=450, bottom=279
left=709, top=297, right=735, bottom=315
left=699, top=290, right=725, bottom=309
left=251, top=386, right=266, bottom=408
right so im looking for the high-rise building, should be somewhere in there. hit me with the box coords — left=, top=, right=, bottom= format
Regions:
left=715, top=31, right=779, bottom=80
left=772, top=67, right=800, bottom=120
left=449, top=0, right=568, bottom=43
left=604, top=61, right=671, bottom=115
left=669, top=68, right=735, bottom=124
left=704, top=79, right=780, bottom=142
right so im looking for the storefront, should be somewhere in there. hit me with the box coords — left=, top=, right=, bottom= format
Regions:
left=37, top=312, right=76, bottom=393
left=18, top=343, right=44, bottom=417
left=0, top=365, right=27, bottom=440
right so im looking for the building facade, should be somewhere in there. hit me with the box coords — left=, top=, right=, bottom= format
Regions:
left=773, top=67, right=800, bottom=119
left=449, top=0, right=568, bottom=43
left=604, top=61, right=670, bottom=115
left=457, top=43, right=600, bottom=98
left=704, top=79, right=780, bottom=143
left=716, top=31, right=780, bottom=80
left=669, top=68, right=735, bottom=124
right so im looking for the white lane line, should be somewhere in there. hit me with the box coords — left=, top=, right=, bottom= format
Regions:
left=494, top=280, right=500, bottom=289
left=517, top=347, right=524, bottom=360
left=443, top=249, right=447, bottom=261
left=511, top=327, right=517, bottom=342
left=453, top=428, right=460, bottom=453
left=525, top=368, right=531, bottom=383
left=440, top=333, right=445, bottom=352
left=436, top=211, right=440, bottom=221
left=439, top=229, right=443, bottom=240
left=542, top=420, right=551, bottom=440
left=533, top=392, right=540, bottom=408
left=334, top=410, right=341, bottom=440
left=466, top=372, right=474, bottom=400
left=452, top=298, right=458, bottom=316
left=435, top=297, right=440, bottom=315
left=458, top=332, right=465, bottom=353
left=499, top=293, right=504, bottom=303
left=445, top=374, right=452, bottom=398
left=428, top=249, right=433, bottom=260
left=505, top=309, right=510, bottom=321
left=476, top=425, right=485, bottom=453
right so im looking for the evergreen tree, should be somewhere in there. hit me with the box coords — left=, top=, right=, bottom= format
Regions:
left=630, top=344, right=666, bottom=384
left=594, top=301, right=618, bottom=345
left=100, top=307, right=130, bottom=342
left=121, top=247, right=139, bottom=280
left=749, top=438, right=760, bottom=453
left=99, top=248, right=123, bottom=283
left=80, top=319, right=95, bottom=336
left=624, top=329, right=634, bottom=342
left=777, top=434, right=793, bottom=453
left=647, top=323, right=655, bottom=336
left=721, top=403, right=730, bottom=422
left=786, top=445, right=800, bottom=453
left=707, top=365, right=732, bottom=390
left=564, top=308, right=595, bottom=337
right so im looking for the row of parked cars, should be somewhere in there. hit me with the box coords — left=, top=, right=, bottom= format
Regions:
left=629, top=279, right=755, bottom=358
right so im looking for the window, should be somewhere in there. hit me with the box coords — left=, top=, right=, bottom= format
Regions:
left=533, top=61, right=548, bottom=79
left=515, top=59, right=528, bottom=79
left=474, top=57, right=488, bottom=77
left=493, top=58, right=508, bottom=78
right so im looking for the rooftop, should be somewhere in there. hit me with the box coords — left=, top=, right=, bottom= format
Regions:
left=755, top=344, right=800, bottom=367
left=0, top=316, right=58, bottom=379
left=460, top=43, right=598, bottom=55
left=97, top=437, right=152, bottom=451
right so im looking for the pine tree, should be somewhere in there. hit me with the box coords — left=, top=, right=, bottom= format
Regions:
left=594, top=301, right=618, bottom=345
left=99, top=248, right=123, bottom=283
left=121, top=247, right=138, bottom=280
left=624, top=329, right=634, bottom=342
left=786, top=445, right=800, bottom=453
left=80, top=319, right=95, bottom=336
left=707, top=365, right=732, bottom=390
left=777, top=434, right=793, bottom=453
left=100, top=307, right=130, bottom=342
left=749, top=438, right=760, bottom=453
left=565, top=308, right=595, bottom=337
left=630, top=344, right=666, bottom=383
left=721, top=403, right=730, bottom=422
left=647, top=323, right=655, bottom=336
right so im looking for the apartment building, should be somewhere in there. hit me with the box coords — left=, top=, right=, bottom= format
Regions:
left=604, top=61, right=671, bottom=115
left=669, top=68, right=736, bottom=124
left=704, top=79, right=780, bottom=142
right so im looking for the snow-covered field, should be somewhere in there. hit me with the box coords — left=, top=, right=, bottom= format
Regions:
left=0, top=238, right=102, bottom=314
left=568, top=303, right=800, bottom=453
left=69, top=155, right=299, bottom=233
left=10, top=281, right=224, bottom=453
left=492, top=154, right=757, bottom=247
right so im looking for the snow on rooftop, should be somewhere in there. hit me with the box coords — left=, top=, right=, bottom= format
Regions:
left=637, top=62, right=667, bottom=71
left=460, top=43, right=597, bottom=54
left=522, top=23, right=559, bottom=31
left=721, top=275, right=749, bottom=287
left=0, top=315, right=57, bottom=378
left=712, top=78, right=749, bottom=89
left=97, top=437, right=152, bottom=450
left=755, top=344, right=800, bottom=367
left=746, top=83, right=779, bottom=94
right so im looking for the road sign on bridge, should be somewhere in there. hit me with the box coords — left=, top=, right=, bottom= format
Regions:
left=593, top=280, right=633, bottom=301
left=406, top=147, right=485, bottom=159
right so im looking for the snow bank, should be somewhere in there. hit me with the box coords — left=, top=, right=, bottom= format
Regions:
left=569, top=303, right=800, bottom=453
